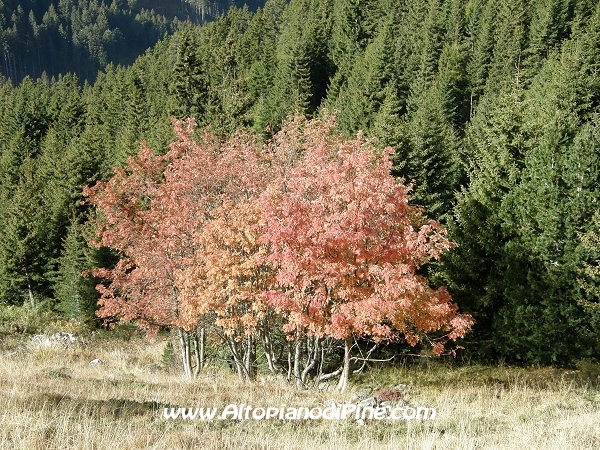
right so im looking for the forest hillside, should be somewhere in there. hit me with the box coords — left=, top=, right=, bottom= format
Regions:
left=0, top=0, right=599, bottom=368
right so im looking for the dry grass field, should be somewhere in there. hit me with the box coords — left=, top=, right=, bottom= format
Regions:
left=1, top=329, right=599, bottom=450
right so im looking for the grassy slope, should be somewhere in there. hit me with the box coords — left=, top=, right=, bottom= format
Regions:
left=0, top=332, right=599, bottom=449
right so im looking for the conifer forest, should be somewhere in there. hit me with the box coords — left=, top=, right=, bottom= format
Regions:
left=1, top=0, right=600, bottom=377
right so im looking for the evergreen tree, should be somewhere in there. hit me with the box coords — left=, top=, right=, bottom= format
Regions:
left=393, top=80, right=461, bottom=221
left=54, top=219, right=99, bottom=325
left=464, top=0, right=496, bottom=115
left=445, top=14, right=600, bottom=363
left=442, top=78, right=529, bottom=360
left=170, top=27, right=207, bottom=120
left=246, top=0, right=284, bottom=134
left=331, top=13, right=396, bottom=136
left=496, top=114, right=600, bottom=363
left=437, top=41, right=469, bottom=131
left=580, top=211, right=600, bottom=340
left=198, top=7, right=255, bottom=135
left=523, top=0, right=573, bottom=75
left=265, top=0, right=332, bottom=128
left=372, top=84, right=403, bottom=150
left=0, top=157, right=48, bottom=305
left=483, top=0, right=527, bottom=95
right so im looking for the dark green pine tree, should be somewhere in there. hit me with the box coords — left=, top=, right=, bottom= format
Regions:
left=372, top=84, right=404, bottom=150
left=579, top=211, right=600, bottom=341
left=495, top=113, right=600, bottom=364
left=483, top=0, right=527, bottom=96
left=490, top=24, right=600, bottom=363
left=0, top=78, right=52, bottom=306
left=388, top=0, right=428, bottom=114
left=246, top=0, right=285, bottom=135
left=392, top=80, right=461, bottom=222
left=523, top=0, right=573, bottom=76
left=54, top=219, right=99, bottom=325
left=330, top=0, right=364, bottom=72
left=442, top=78, right=530, bottom=361
left=46, top=73, right=84, bottom=143
left=199, top=8, right=255, bottom=136
left=0, top=157, right=48, bottom=306
left=464, top=0, right=496, bottom=115
left=265, top=0, right=333, bottom=128
left=83, top=64, right=130, bottom=169
left=331, top=12, right=397, bottom=136
left=400, top=0, right=445, bottom=104
left=170, top=27, right=207, bottom=121
left=330, top=0, right=384, bottom=74
left=437, top=41, right=469, bottom=132
left=446, top=6, right=600, bottom=363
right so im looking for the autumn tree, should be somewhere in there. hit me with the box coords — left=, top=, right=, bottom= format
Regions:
left=260, top=116, right=473, bottom=392
left=84, top=119, right=211, bottom=378
left=85, top=118, right=285, bottom=380
left=175, top=130, right=287, bottom=381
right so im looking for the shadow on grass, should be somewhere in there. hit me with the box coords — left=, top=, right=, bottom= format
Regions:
left=31, top=393, right=176, bottom=419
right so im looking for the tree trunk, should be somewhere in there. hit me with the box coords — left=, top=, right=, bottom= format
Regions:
left=198, top=327, right=205, bottom=371
left=192, top=328, right=204, bottom=378
left=336, top=336, right=353, bottom=392
left=179, top=328, right=192, bottom=379
left=287, top=347, right=293, bottom=382
left=293, top=340, right=302, bottom=388
left=260, top=326, right=281, bottom=374
left=301, top=336, right=320, bottom=384
left=25, top=266, right=35, bottom=308
left=245, top=334, right=257, bottom=381
left=227, top=337, right=247, bottom=380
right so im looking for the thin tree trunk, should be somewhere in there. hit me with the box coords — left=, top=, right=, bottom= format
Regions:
left=318, top=339, right=326, bottom=379
left=179, top=328, right=192, bottom=379
left=293, top=340, right=302, bottom=388
left=336, top=336, right=353, bottom=392
left=192, top=329, right=202, bottom=378
left=199, top=327, right=205, bottom=371
left=301, top=336, right=320, bottom=383
left=287, top=347, right=292, bottom=382
left=261, top=326, right=280, bottom=374
left=24, top=266, right=35, bottom=308
left=244, top=335, right=256, bottom=381
left=228, top=338, right=247, bottom=380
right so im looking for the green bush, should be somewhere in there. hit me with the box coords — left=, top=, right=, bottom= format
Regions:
left=577, top=358, right=600, bottom=387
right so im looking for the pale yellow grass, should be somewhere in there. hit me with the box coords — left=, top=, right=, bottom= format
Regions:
left=0, top=335, right=599, bottom=449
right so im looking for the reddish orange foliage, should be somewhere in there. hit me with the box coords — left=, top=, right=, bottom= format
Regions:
left=84, top=119, right=225, bottom=334
left=85, top=118, right=279, bottom=339
left=259, top=116, right=474, bottom=353
left=176, top=132, right=280, bottom=339
left=85, top=115, right=472, bottom=360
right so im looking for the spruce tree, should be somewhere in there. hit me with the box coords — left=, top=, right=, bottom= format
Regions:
left=483, top=0, right=527, bottom=95
left=54, top=219, right=98, bottom=325
left=580, top=211, right=600, bottom=340
left=331, top=13, right=397, bottom=136
left=170, top=27, right=207, bottom=121
left=265, top=0, right=333, bottom=128
left=392, top=80, right=460, bottom=221
left=442, top=78, right=529, bottom=360
left=0, top=157, right=48, bottom=305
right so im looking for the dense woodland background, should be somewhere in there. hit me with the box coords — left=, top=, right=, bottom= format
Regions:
left=1, top=0, right=600, bottom=367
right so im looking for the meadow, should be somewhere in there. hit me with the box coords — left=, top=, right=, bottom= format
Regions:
left=1, top=326, right=599, bottom=450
